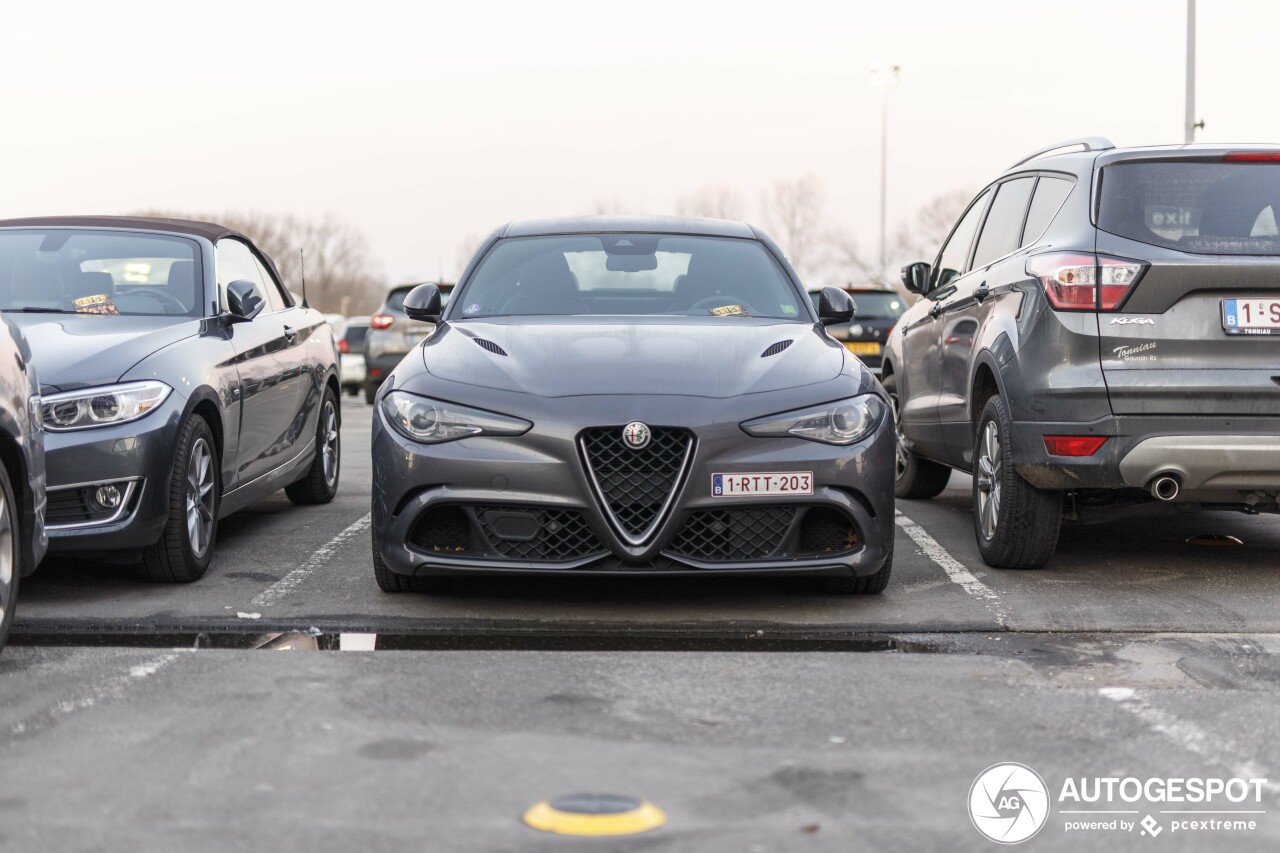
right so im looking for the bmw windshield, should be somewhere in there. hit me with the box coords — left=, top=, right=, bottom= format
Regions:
left=0, top=229, right=203, bottom=317
left=452, top=234, right=809, bottom=321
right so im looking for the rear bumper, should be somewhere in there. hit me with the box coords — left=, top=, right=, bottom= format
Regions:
left=1011, top=414, right=1280, bottom=497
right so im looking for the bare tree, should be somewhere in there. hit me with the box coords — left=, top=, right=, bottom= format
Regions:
left=760, top=175, right=827, bottom=277
left=891, top=188, right=974, bottom=269
left=675, top=184, right=748, bottom=221
left=134, top=210, right=385, bottom=315
left=822, top=228, right=881, bottom=285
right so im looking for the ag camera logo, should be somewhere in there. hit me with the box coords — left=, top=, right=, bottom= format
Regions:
left=969, top=763, right=1051, bottom=844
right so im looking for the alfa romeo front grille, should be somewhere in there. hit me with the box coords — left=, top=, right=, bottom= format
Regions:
left=666, top=507, right=798, bottom=561
left=580, top=426, right=694, bottom=545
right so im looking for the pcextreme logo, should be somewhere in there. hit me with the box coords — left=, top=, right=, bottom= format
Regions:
left=969, top=763, right=1051, bottom=844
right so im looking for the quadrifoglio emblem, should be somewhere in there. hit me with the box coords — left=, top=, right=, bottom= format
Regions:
left=969, top=763, right=1269, bottom=843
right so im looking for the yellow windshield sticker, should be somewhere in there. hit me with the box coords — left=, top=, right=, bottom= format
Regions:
left=709, top=304, right=747, bottom=317
left=72, top=294, right=120, bottom=315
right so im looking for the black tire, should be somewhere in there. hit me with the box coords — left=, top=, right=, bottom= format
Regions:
left=364, top=383, right=377, bottom=405
left=0, top=463, right=20, bottom=652
left=822, top=530, right=893, bottom=594
left=371, top=515, right=451, bottom=594
left=343, top=384, right=358, bottom=398
left=286, top=387, right=341, bottom=505
left=883, top=373, right=952, bottom=500
left=973, top=395, right=1061, bottom=569
left=139, top=416, right=219, bottom=583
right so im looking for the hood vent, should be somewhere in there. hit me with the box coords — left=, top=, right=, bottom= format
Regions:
left=760, top=340, right=793, bottom=358
left=473, top=338, right=508, bottom=356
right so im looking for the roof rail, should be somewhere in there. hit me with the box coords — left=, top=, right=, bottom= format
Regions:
left=1010, top=136, right=1115, bottom=169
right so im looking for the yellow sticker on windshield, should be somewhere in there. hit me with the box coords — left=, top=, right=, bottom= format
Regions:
left=72, top=294, right=120, bottom=315
left=709, top=304, right=747, bottom=317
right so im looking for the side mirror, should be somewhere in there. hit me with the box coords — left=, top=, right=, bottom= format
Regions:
left=901, top=262, right=931, bottom=295
left=817, top=286, right=855, bottom=326
left=403, top=283, right=442, bottom=322
left=226, top=279, right=264, bottom=322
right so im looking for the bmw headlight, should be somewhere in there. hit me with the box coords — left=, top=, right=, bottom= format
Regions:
left=41, top=380, right=171, bottom=431
left=381, top=390, right=531, bottom=444
left=742, top=396, right=886, bottom=445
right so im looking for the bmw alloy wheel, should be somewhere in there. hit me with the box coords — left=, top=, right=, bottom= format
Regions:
left=321, top=400, right=339, bottom=487
left=0, top=491, right=12, bottom=627
left=186, top=437, right=215, bottom=557
left=975, top=420, right=1002, bottom=540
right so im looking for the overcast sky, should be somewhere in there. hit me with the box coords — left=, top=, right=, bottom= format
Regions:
left=2, top=0, right=1276, bottom=292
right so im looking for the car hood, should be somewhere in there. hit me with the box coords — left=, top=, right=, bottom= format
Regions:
left=422, top=318, right=847, bottom=398
left=6, top=314, right=201, bottom=392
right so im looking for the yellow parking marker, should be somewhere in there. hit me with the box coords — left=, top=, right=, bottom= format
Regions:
left=522, top=794, right=666, bottom=836
left=1186, top=534, right=1244, bottom=547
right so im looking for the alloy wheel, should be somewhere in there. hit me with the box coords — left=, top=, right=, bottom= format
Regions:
left=0, top=493, right=12, bottom=626
left=976, top=420, right=1002, bottom=540
left=890, top=392, right=909, bottom=482
left=185, top=437, right=215, bottom=558
left=321, top=400, right=339, bottom=487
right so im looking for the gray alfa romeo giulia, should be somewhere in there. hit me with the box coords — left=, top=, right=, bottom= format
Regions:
left=370, top=216, right=895, bottom=594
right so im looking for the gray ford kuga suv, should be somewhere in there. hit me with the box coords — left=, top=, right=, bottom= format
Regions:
left=884, top=138, right=1280, bottom=569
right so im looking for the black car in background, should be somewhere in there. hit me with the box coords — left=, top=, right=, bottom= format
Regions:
left=0, top=315, right=47, bottom=651
left=364, top=282, right=453, bottom=404
left=808, top=285, right=906, bottom=374
left=0, top=216, right=342, bottom=582
left=885, top=139, right=1280, bottom=569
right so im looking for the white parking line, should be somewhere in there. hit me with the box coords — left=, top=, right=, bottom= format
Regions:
left=8, top=652, right=182, bottom=743
left=1100, top=687, right=1280, bottom=800
left=895, top=510, right=1008, bottom=627
left=251, top=512, right=372, bottom=608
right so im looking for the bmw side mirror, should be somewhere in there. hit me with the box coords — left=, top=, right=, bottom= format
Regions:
left=901, top=262, right=931, bottom=295
left=403, top=283, right=442, bottom=322
left=226, top=279, right=264, bottom=322
left=817, top=286, right=855, bottom=326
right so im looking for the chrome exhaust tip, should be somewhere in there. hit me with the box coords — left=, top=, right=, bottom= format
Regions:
left=1150, top=475, right=1181, bottom=502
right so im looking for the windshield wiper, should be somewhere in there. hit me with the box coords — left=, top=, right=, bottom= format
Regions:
left=11, top=307, right=74, bottom=314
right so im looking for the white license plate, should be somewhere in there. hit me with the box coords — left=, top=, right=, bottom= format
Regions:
left=1223, top=297, right=1280, bottom=334
left=712, top=472, right=813, bottom=497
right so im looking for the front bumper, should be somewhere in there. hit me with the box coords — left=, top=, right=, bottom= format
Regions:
left=372, top=392, right=895, bottom=578
left=1012, top=414, right=1280, bottom=500
left=44, top=395, right=185, bottom=552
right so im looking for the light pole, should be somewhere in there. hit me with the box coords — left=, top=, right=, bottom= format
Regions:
left=1185, top=0, right=1203, bottom=142
left=870, top=61, right=900, bottom=284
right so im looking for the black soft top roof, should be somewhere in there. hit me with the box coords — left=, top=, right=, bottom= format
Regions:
left=0, top=215, right=245, bottom=243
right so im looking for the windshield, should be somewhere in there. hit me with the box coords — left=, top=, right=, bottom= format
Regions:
left=1098, top=161, right=1280, bottom=255
left=453, top=234, right=805, bottom=320
left=0, top=229, right=203, bottom=316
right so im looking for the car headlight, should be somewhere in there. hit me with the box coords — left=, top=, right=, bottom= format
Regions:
left=741, top=395, right=886, bottom=445
left=41, top=380, right=171, bottom=431
left=381, top=390, right=531, bottom=444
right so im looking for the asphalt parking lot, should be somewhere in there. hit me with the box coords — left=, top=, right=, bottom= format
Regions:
left=5, top=398, right=1280, bottom=851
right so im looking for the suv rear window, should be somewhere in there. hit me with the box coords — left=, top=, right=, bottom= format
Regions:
left=343, top=325, right=368, bottom=347
left=1099, top=161, right=1280, bottom=255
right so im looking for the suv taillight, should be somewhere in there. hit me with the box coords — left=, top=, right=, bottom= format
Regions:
left=337, top=339, right=350, bottom=354
left=1026, top=252, right=1147, bottom=312
left=370, top=313, right=395, bottom=329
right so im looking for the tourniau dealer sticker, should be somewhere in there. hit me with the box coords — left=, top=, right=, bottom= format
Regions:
left=968, top=762, right=1270, bottom=844
left=969, top=763, right=1051, bottom=844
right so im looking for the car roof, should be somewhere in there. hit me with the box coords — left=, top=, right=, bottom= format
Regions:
left=0, top=215, right=246, bottom=242
left=501, top=215, right=756, bottom=239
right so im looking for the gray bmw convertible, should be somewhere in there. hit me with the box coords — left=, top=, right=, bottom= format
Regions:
left=0, top=216, right=342, bottom=583
left=370, top=216, right=895, bottom=593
